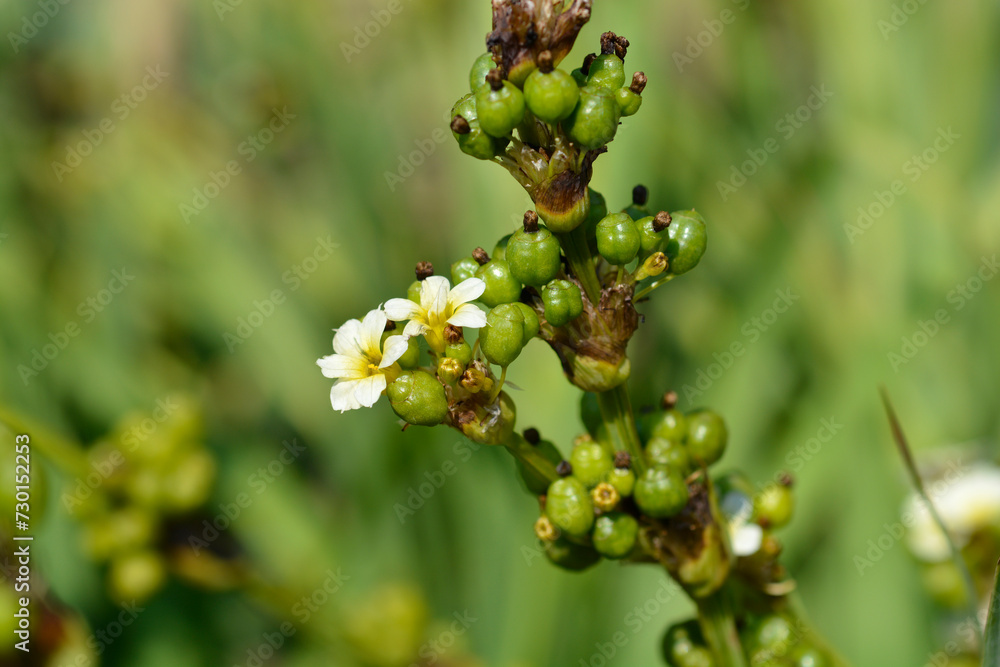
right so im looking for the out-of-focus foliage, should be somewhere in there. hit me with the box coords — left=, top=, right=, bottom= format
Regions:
left=0, top=0, right=998, bottom=665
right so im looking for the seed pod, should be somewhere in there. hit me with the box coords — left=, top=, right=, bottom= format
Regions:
left=475, top=259, right=522, bottom=308
left=493, top=233, right=512, bottom=262
left=507, top=214, right=562, bottom=286
left=564, top=86, right=620, bottom=150
left=451, top=256, right=480, bottom=284
left=387, top=371, right=449, bottom=426
left=634, top=465, right=689, bottom=518
left=451, top=94, right=500, bottom=160
left=587, top=53, right=626, bottom=90
left=108, top=550, right=166, bottom=603
left=665, top=210, right=707, bottom=275
left=636, top=212, right=671, bottom=257
left=480, top=303, right=534, bottom=367
left=583, top=188, right=609, bottom=255
left=436, top=357, right=465, bottom=384
left=615, top=87, right=642, bottom=117
left=545, top=477, right=595, bottom=537
left=649, top=407, right=687, bottom=441
left=570, top=440, right=614, bottom=488
left=444, top=340, right=473, bottom=365
left=511, top=302, right=540, bottom=340
left=745, top=614, right=797, bottom=662
left=469, top=52, right=494, bottom=92
left=406, top=280, right=422, bottom=303
left=645, top=437, right=691, bottom=475
left=604, top=467, right=636, bottom=497
left=662, top=620, right=711, bottom=667
left=591, top=512, right=638, bottom=559
left=524, top=67, right=580, bottom=123
left=161, top=449, right=215, bottom=511
left=544, top=536, right=601, bottom=572
left=686, top=410, right=727, bottom=466
left=542, top=279, right=584, bottom=327
left=754, top=484, right=794, bottom=529
left=475, top=71, right=526, bottom=137
left=596, top=212, right=641, bottom=265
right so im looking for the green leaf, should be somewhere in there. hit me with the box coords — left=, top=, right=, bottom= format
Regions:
left=985, top=560, right=1000, bottom=667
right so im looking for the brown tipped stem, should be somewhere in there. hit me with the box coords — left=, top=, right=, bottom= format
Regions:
left=537, top=50, right=554, bottom=74
left=451, top=115, right=471, bottom=135
left=486, top=68, right=504, bottom=91
left=523, top=427, right=541, bottom=445
left=661, top=390, right=679, bottom=410
left=556, top=460, right=573, bottom=477
left=581, top=52, right=597, bottom=75
left=653, top=211, right=672, bottom=232
left=444, top=325, right=463, bottom=345
left=472, top=247, right=490, bottom=265
left=415, top=261, right=434, bottom=281
left=522, top=210, right=540, bottom=233
left=632, top=184, right=649, bottom=206
left=630, top=71, right=647, bottom=94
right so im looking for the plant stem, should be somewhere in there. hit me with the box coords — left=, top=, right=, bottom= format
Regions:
left=696, top=585, right=748, bottom=667
left=557, top=226, right=602, bottom=306
left=596, top=384, right=647, bottom=475
left=503, top=431, right=559, bottom=484
left=633, top=273, right=676, bottom=302
left=0, top=406, right=90, bottom=478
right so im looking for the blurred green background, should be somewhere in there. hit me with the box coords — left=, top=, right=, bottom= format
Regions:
left=1, top=0, right=998, bottom=665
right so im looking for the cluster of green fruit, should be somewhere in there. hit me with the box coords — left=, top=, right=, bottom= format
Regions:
left=522, top=394, right=729, bottom=570
left=663, top=615, right=833, bottom=667
left=75, top=397, right=215, bottom=602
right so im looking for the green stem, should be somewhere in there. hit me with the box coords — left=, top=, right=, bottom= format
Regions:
left=633, top=273, right=676, bottom=302
left=696, top=585, right=748, bottom=667
left=556, top=226, right=602, bottom=306
left=596, top=384, right=647, bottom=475
left=503, top=432, right=559, bottom=485
left=0, top=406, right=90, bottom=478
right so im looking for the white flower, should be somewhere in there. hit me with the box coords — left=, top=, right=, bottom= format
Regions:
left=316, top=308, right=410, bottom=412
left=384, top=276, right=487, bottom=352
left=720, top=489, right=763, bottom=557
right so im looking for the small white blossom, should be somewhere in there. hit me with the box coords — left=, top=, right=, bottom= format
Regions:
left=316, top=308, right=410, bottom=412
left=384, top=276, right=486, bottom=352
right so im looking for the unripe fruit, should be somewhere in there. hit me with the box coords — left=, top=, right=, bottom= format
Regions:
left=635, top=466, right=689, bottom=518
left=162, top=449, right=215, bottom=511
left=451, top=257, right=479, bottom=284
left=542, top=279, right=584, bottom=327
left=507, top=218, right=562, bottom=287
left=686, top=410, right=727, bottom=466
left=564, top=86, right=620, bottom=150
left=480, top=303, right=534, bottom=367
left=596, top=212, right=641, bottom=265
left=754, top=484, right=794, bottom=529
left=587, top=53, right=626, bottom=90
left=605, top=466, right=636, bottom=497
left=747, top=614, right=795, bottom=658
left=108, top=550, right=166, bottom=603
left=569, top=440, right=614, bottom=488
left=791, top=645, right=832, bottom=667
left=637, top=212, right=671, bottom=257
left=451, top=94, right=500, bottom=160
left=583, top=188, right=609, bottom=255
left=545, top=536, right=601, bottom=571
left=475, top=76, right=525, bottom=137
left=469, top=52, right=494, bottom=92
left=493, top=234, right=512, bottom=262
left=512, top=302, right=540, bottom=340
left=592, top=512, right=638, bottom=559
left=406, top=280, right=422, bottom=302
left=545, top=477, right=594, bottom=537
left=388, top=371, right=449, bottom=426
left=645, top=437, right=691, bottom=474
left=665, top=210, right=707, bottom=275
left=524, top=68, right=580, bottom=122
left=475, top=259, right=522, bottom=307
left=381, top=330, right=420, bottom=369
left=518, top=438, right=563, bottom=495
left=615, top=87, right=642, bottom=116
left=444, top=340, right=473, bottom=365
left=650, top=408, right=687, bottom=441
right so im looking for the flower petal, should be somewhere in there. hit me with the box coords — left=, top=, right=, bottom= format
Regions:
left=446, top=303, right=487, bottom=329
left=380, top=335, right=410, bottom=368
left=332, top=319, right=363, bottom=355
left=730, top=524, right=763, bottom=557
left=317, top=354, right=368, bottom=379
left=402, top=320, right=429, bottom=338
left=384, top=298, right=423, bottom=323
left=358, top=308, right=388, bottom=359
left=331, top=380, right=363, bottom=412
left=353, top=373, right=387, bottom=408
left=420, top=276, right=451, bottom=316
left=449, top=277, right=486, bottom=307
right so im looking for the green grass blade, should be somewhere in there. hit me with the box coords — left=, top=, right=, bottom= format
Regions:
left=985, top=560, right=1000, bottom=666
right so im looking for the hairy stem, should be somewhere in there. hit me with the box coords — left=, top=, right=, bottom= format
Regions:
left=696, top=585, right=748, bottom=667
left=596, top=384, right=647, bottom=475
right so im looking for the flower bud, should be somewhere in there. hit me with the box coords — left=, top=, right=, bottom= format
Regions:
left=596, top=212, right=640, bottom=265
left=634, top=465, right=689, bottom=518
left=592, top=512, right=638, bottom=559
left=634, top=252, right=668, bottom=282
left=665, top=210, right=707, bottom=275
left=388, top=371, right=449, bottom=426
left=437, top=357, right=465, bottom=385
left=541, top=279, right=584, bottom=327
left=545, top=477, right=594, bottom=537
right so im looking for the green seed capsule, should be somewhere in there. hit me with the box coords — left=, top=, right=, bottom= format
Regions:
left=604, top=467, right=636, bottom=497
left=545, top=477, right=594, bottom=537
left=480, top=303, right=533, bottom=367
left=524, top=67, right=580, bottom=122
left=475, top=79, right=526, bottom=137
left=615, top=87, right=642, bottom=116
left=569, top=440, right=614, bottom=488
left=507, top=223, right=562, bottom=287
left=584, top=188, right=609, bottom=255
left=451, top=94, right=500, bottom=160
left=518, top=438, right=563, bottom=495
left=754, top=484, right=794, bottom=529
left=592, top=512, right=639, bottom=559
left=475, top=259, right=522, bottom=307
left=564, top=86, right=620, bottom=150
left=587, top=53, right=626, bottom=90
left=542, top=279, right=584, bottom=327
left=387, top=371, right=449, bottom=426
left=650, top=408, right=687, bottom=441
left=108, top=550, right=166, bottom=603
left=645, top=437, right=691, bottom=474
left=493, top=234, right=512, bottom=262
left=469, top=52, right=494, bottom=92
left=686, top=410, right=727, bottom=466
left=571, top=67, right=588, bottom=87
left=596, top=212, right=640, bottom=265
left=382, top=331, right=420, bottom=369
left=444, top=340, right=473, bottom=365
left=665, top=210, right=707, bottom=275
left=747, top=614, right=795, bottom=658
left=637, top=215, right=668, bottom=257
left=545, top=535, right=601, bottom=571
left=791, top=644, right=831, bottom=667
left=406, top=280, right=422, bottom=302
left=662, top=620, right=712, bottom=667
left=635, top=465, right=689, bottom=518
left=451, top=257, right=479, bottom=284
left=511, top=302, right=540, bottom=340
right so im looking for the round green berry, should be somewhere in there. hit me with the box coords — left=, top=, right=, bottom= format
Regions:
left=569, top=440, right=613, bottom=488
left=545, top=536, right=601, bottom=571
left=475, top=259, right=522, bottom=307
left=791, top=645, right=831, bottom=667
left=469, top=52, right=494, bottom=92
left=451, top=94, right=499, bottom=160
left=596, top=212, right=640, bottom=265
left=665, top=210, right=707, bottom=275
left=564, top=86, right=620, bottom=150
left=507, top=222, right=562, bottom=287
left=493, top=234, right=512, bottom=262
left=615, top=87, right=642, bottom=116
left=475, top=78, right=525, bottom=138
left=406, top=280, right=422, bottom=302
left=686, top=410, right=727, bottom=466
left=604, top=467, right=636, bottom=497
left=479, top=303, right=532, bottom=367
left=524, top=67, right=580, bottom=122
left=542, top=279, right=584, bottom=327
left=662, top=621, right=710, bottom=667
left=645, top=437, right=691, bottom=474
left=649, top=408, right=687, bottom=441
left=635, top=465, right=689, bottom=518
left=584, top=188, right=608, bottom=255
left=587, top=53, right=626, bottom=90
left=592, top=512, right=638, bottom=559
left=517, top=437, right=563, bottom=495
left=388, top=371, right=449, bottom=426
left=451, top=257, right=479, bottom=284
left=545, top=477, right=594, bottom=537
left=511, top=302, right=540, bottom=340
left=754, top=484, right=794, bottom=529
left=444, top=340, right=473, bottom=365
left=636, top=214, right=670, bottom=257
